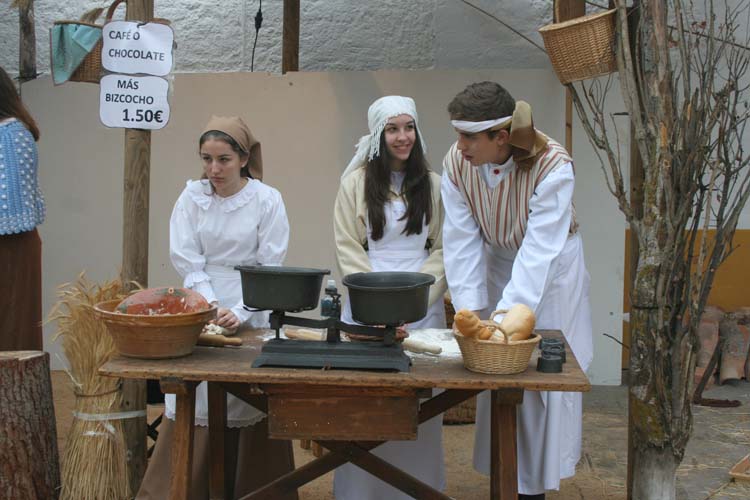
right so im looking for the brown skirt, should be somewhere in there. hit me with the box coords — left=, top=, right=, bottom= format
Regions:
left=136, top=417, right=299, bottom=500
left=0, top=229, right=42, bottom=351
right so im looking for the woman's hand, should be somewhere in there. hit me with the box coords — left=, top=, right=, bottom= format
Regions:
left=213, top=307, right=240, bottom=334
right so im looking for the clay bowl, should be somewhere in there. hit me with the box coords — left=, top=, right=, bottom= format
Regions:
left=94, top=299, right=217, bottom=359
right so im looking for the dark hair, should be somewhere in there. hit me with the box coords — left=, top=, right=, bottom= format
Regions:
left=365, top=129, right=432, bottom=241
left=447, top=82, right=515, bottom=134
left=0, top=67, right=40, bottom=141
left=198, top=130, right=252, bottom=179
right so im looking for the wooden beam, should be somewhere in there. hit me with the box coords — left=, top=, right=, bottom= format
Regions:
left=625, top=3, right=642, bottom=498
left=282, top=0, right=300, bottom=73
left=18, top=0, right=36, bottom=82
left=554, top=0, right=585, bottom=22
left=120, top=1, right=154, bottom=495
left=554, top=0, right=586, bottom=154
left=490, top=389, right=522, bottom=500
left=169, top=380, right=197, bottom=500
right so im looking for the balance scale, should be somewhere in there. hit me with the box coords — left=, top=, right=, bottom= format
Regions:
left=237, top=266, right=435, bottom=372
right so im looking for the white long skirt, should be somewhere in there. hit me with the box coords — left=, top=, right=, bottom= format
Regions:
left=333, top=214, right=445, bottom=500
left=473, top=233, right=594, bottom=495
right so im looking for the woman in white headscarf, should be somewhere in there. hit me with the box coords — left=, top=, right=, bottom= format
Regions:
left=332, top=96, right=447, bottom=499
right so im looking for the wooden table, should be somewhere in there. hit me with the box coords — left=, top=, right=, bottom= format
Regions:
left=100, top=329, right=590, bottom=499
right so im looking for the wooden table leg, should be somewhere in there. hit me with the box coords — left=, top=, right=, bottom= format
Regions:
left=491, top=389, right=524, bottom=499
left=208, top=382, right=231, bottom=500
left=161, top=378, right=197, bottom=500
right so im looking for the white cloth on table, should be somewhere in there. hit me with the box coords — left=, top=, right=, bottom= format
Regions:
left=166, top=178, right=289, bottom=427
left=334, top=170, right=446, bottom=500
left=441, top=161, right=593, bottom=495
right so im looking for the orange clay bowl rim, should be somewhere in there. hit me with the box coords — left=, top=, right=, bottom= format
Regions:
left=93, top=299, right=218, bottom=326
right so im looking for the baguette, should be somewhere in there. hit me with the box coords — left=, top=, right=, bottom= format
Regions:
left=402, top=338, right=442, bottom=355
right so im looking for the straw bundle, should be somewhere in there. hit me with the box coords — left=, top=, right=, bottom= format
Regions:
left=49, top=273, right=132, bottom=500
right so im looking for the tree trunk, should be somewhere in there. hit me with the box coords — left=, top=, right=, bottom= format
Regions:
left=631, top=446, right=677, bottom=500
left=628, top=243, right=687, bottom=499
left=0, top=351, right=60, bottom=499
left=570, top=0, right=749, bottom=498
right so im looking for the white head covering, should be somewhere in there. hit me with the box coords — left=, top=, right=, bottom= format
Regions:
left=341, top=95, right=427, bottom=179
left=451, top=115, right=512, bottom=133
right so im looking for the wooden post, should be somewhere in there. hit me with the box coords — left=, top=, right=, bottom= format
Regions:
left=625, top=4, right=642, bottom=498
left=554, top=0, right=586, bottom=154
left=0, top=351, right=60, bottom=499
left=554, top=0, right=585, bottom=22
left=490, top=389, right=523, bottom=500
left=120, top=0, right=154, bottom=494
left=282, top=0, right=300, bottom=73
left=18, top=0, right=36, bottom=82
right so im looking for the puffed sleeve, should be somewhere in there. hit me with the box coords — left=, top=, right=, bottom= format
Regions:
left=419, top=172, right=447, bottom=307
left=441, top=155, right=488, bottom=312
left=334, top=170, right=372, bottom=278
left=169, top=192, right=218, bottom=304
left=229, top=187, right=290, bottom=325
left=494, top=163, right=574, bottom=317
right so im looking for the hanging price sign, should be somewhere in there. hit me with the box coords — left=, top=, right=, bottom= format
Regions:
left=99, top=74, right=170, bottom=130
left=102, top=21, right=174, bottom=76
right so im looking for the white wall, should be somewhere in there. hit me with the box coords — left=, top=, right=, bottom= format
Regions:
left=1, top=0, right=555, bottom=76
left=24, top=69, right=626, bottom=384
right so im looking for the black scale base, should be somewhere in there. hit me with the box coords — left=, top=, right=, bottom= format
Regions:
left=252, top=338, right=412, bottom=372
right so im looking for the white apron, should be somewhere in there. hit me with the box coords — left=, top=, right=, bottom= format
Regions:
left=334, top=198, right=446, bottom=500
left=473, top=233, right=594, bottom=495
left=165, top=264, right=266, bottom=428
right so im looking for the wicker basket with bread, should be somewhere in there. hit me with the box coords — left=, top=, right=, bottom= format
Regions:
left=453, top=305, right=541, bottom=375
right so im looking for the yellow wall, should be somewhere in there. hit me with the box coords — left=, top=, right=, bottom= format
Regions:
left=622, top=229, right=750, bottom=366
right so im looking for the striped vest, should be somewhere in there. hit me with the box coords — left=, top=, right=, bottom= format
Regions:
left=443, top=138, right=577, bottom=250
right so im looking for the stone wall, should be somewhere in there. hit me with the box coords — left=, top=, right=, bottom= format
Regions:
left=1, top=0, right=555, bottom=75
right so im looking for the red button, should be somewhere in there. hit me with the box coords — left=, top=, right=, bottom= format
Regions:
left=493, top=168, right=500, bottom=175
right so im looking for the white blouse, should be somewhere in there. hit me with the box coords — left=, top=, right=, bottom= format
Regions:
left=441, top=161, right=575, bottom=315
left=169, top=178, right=290, bottom=323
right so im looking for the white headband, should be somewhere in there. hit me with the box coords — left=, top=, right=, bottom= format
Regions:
left=451, top=115, right=512, bottom=133
left=342, top=95, right=427, bottom=179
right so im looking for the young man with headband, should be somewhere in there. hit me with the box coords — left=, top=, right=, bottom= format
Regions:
left=441, top=81, right=594, bottom=500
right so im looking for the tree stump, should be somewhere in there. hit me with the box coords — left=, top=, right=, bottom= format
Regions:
left=0, top=351, right=61, bottom=499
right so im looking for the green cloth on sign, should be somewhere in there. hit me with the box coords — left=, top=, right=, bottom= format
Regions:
left=50, top=23, right=102, bottom=85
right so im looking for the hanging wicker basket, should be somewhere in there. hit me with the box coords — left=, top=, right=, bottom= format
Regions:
left=52, top=0, right=127, bottom=84
left=538, top=9, right=618, bottom=85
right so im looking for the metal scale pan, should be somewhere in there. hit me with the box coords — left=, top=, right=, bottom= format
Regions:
left=236, top=265, right=434, bottom=372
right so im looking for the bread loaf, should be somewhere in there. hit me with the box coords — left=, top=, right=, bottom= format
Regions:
left=498, top=304, right=535, bottom=342
left=455, top=309, right=492, bottom=339
left=477, top=327, right=493, bottom=340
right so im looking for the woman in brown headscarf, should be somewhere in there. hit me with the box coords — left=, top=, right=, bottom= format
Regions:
left=136, top=116, right=295, bottom=500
